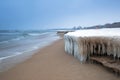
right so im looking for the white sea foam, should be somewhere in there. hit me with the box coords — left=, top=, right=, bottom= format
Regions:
left=28, top=32, right=51, bottom=36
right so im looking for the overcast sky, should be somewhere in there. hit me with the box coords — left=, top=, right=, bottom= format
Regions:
left=0, top=0, right=120, bottom=30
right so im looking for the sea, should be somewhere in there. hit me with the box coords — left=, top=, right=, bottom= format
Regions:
left=0, top=30, right=60, bottom=58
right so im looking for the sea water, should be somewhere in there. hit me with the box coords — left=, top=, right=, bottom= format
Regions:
left=0, top=30, right=60, bottom=72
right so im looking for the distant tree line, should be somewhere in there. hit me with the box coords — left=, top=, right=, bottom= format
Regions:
left=72, top=22, right=120, bottom=30
left=72, top=26, right=82, bottom=30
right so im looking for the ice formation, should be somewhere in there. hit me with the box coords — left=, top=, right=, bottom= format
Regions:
left=64, top=28, right=120, bottom=62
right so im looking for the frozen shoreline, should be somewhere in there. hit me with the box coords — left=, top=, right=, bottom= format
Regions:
left=0, top=39, right=119, bottom=80
left=64, top=28, right=120, bottom=62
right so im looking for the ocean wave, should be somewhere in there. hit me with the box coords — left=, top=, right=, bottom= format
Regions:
left=0, top=41, right=9, bottom=44
left=0, top=52, right=21, bottom=60
left=0, top=37, right=25, bottom=44
left=27, top=32, right=51, bottom=36
left=11, top=37, right=24, bottom=41
left=0, top=45, right=39, bottom=60
left=27, top=33, right=42, bottom=36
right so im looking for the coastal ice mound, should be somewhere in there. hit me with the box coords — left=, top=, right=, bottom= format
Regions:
left=64, top=28, right=120, bottom=62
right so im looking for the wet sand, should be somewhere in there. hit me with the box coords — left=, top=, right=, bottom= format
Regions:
left=0, top=39, right=119, bottom=80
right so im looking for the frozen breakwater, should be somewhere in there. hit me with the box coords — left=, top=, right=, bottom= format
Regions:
left=64, top=28, right=120, bottom=62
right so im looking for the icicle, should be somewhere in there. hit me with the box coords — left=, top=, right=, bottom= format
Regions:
left=106, top=37, right=111, bottom=56
left=98, top=43, right=101, bottom=55
left=90, top=38, right=94, bottom=55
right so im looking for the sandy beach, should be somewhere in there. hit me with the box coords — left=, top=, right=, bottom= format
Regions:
left=0, top=38, right=119, bottom=80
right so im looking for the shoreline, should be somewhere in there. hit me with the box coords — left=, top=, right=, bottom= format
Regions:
left=0, top=36, right=60, bottom=72
left=0, top=38, right=119, bottom=80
